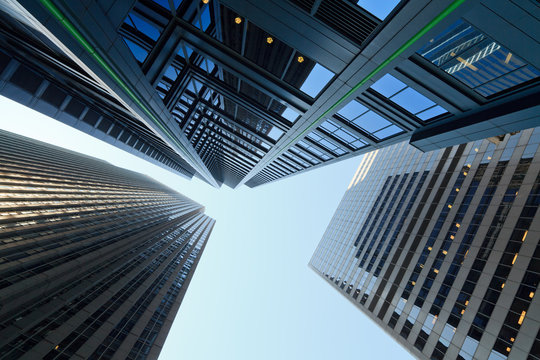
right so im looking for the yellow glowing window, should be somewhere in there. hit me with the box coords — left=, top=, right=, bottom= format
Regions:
left=297, top=56, right=304, bottom=63
left=487, top=156, right=492, bottom=160
left=501, top=283, right=505, bottom=289
left=467, top=164, right=471, bottom=168
left=530, top=291, right=535, bottom=299
left=434, top=269, right=439, bottom=274
left=428, top=247, right=432, bottom=251
left=522, top=230, right=528, bottom=242
left=55, top=345, right=59, bottom=350
left=463, top=171, right=468, bottom=176
left=512, top=253, right=518, bottom=265
left=202, top=0, right=209, bottom=3
left=266, top=36, right=273, bottom=44
left=450, top=235, right=455, bottom=240
left=420, top=264, right=424, bottom=268
left=474, top=148, right=479, bottom=152
left=465, top=300, right=469, bottom=306
left=442, top=250, right=448, bottom=255
left=461, top=309, right=465, bottom=314
left=234, top=17, right=242, bottom=24
left=456, top=188, right=460, bottom=192
left=518, top=311, right=526, bottom=325
left=412, top=281, right=416, bottom=285
left=506, top=347, right=511, bottom=352
left=448, top=204, right=452, bottom=209
left=505, top=53, right=513, bottom=64
left=456, top=223, right=461, bottom=228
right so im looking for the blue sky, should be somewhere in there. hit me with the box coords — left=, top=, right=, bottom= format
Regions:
left=0, top=96, right=414, bottom=359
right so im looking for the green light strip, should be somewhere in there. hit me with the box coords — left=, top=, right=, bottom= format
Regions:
left=269, top=0, right=466, bottom=163
left=38, top=0, right=212, bottom=181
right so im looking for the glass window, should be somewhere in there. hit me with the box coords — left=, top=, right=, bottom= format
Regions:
left=417, top=19, right=540, bottom=97
left=356, top=0, right=401, bottom=20
left=123, top=38, right=148, bottom=63
left=124, top=13, right=161, bottom=41
left=337, top=99, right=404, bottom=140
left=370, top=74, right=448, bottom=120
left=300, top=63, right=334, bottom=97
left=318, top=119, right=367, bottom=150
left=280, top=107, right=300, bottom=123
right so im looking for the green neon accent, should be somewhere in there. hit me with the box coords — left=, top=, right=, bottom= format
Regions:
left=38, top=0, right=210, bottom=179
left=269, top=0, right=466, bottom=163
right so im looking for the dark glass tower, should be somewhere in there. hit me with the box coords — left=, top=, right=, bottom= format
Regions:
left=310, top=127, right=540, bottom=360
left=0, top=0, right=538, bottom=188
left=0, top=129, right=215, bottom=360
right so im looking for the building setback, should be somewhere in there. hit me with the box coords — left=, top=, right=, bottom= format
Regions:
left=310, top=128, right=540, bottom=360
left=0, top=0, right=538, bottom=188
left=0, top=129, right=215, bottom=360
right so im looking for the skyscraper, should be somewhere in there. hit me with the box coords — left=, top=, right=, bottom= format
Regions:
left=0, top=0, right=537, bottom=187
left=310, top=128, right=540, bottom=360
left=0, top=129, right=215, bottom=359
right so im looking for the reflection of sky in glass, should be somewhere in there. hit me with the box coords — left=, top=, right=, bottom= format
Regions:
left=281, top=107, right=300, bottom=123
left=417, top=20, right=540, bottom=97
left=300, top=64, right=334, bottom=98
left=123, top=38, right=148, bottom=63
left=337, top=99, right=403, bottom=140
left=370, top=74, right=447, bottom=121
left=125, top=13, right=161, bottom=41
left=356, top=0, right=401, bottom=20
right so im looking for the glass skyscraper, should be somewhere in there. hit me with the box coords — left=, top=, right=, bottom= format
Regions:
left=0, top=0, right=537, bottom=188
left=310, top=127, right=540, bottom=360
left=0, top=129, right=215, bottom=359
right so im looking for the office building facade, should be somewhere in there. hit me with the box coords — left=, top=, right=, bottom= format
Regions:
left=0, top=0, right=538, bottom=188
left=0, top=129, right=215, bottom=359
left=310, top=127, right=540, bottom=360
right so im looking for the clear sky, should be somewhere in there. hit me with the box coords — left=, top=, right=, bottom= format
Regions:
left=0, top=96, right=414, bottom=360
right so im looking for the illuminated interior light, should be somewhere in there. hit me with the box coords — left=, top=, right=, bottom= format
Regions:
left=428, top=247, right=432, bottom=251
left=474, top=148, right=479, bottom=152
left=450, top=235, right=455, bottom=240
left=432, top=315, right=438, bottom=324
left=465, top=300, right=469, bottom=306
left=412, top=281, right=416, bottom=285
left=266, top=36, right=273, bottom=44
left=510, top=337, right=515, bottom=342
left=512, top=253, right=518, bottom=265
left=463, top=171, right=468, bottom=176
left=518, top=311, right=526, bottom=325
left=420, top=264, right=424, bottom=268
left=202, top=0, right=209, bottom=3
left=530, top=291, right=534, bottom=298
left=505, top=52, right=513, bottom=64
left=456, top=188, right=460, bottom=192
left=448, top=204, right=452, bottom=209
left=506, top=347, right=511, bottom=353
left=297, top=56, right=304, bottom=63
left=487, top=156, right=492, bottom=160
left=234, top=17, right=242, bottom=24
left=456, top=223, right=460, bottom=228
left=55, top=345, right=59, bottom=350
left=450, top=51, right=455, bottom=56
left=461, top=309, right=465, bottom=314
left=457, top=56, right=478, bottom=71
left=467, top=164, right=471, bottom=168
left=442, top=250, right=448, bottom=255
left=434, top=269, right=439, bottom=274
left=501, top=283, right=505, bottom=289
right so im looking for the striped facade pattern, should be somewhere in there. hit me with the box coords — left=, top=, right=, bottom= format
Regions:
left=310, top=127, right=540, bottom=360
left=0, top=129, right=215, bottom=360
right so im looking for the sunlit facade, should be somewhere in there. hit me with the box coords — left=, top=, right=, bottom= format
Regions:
left=0, top=0, right=537, bottom=188
left=0, top=129, right=215, bottom=359
left=310, top=128, right=540, bottom=360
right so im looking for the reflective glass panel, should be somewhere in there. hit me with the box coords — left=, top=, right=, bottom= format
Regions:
left=417, top=19, right=540, bottom=97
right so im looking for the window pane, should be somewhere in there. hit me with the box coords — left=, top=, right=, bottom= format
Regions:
left=300, top=63, right=334, bottom=97
left=338, top=100, right=368, bottom=120
left=417, top=19, right=540, bottom=97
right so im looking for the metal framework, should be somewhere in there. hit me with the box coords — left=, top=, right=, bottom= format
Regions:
left=1, top=0, right=538, bottom=188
